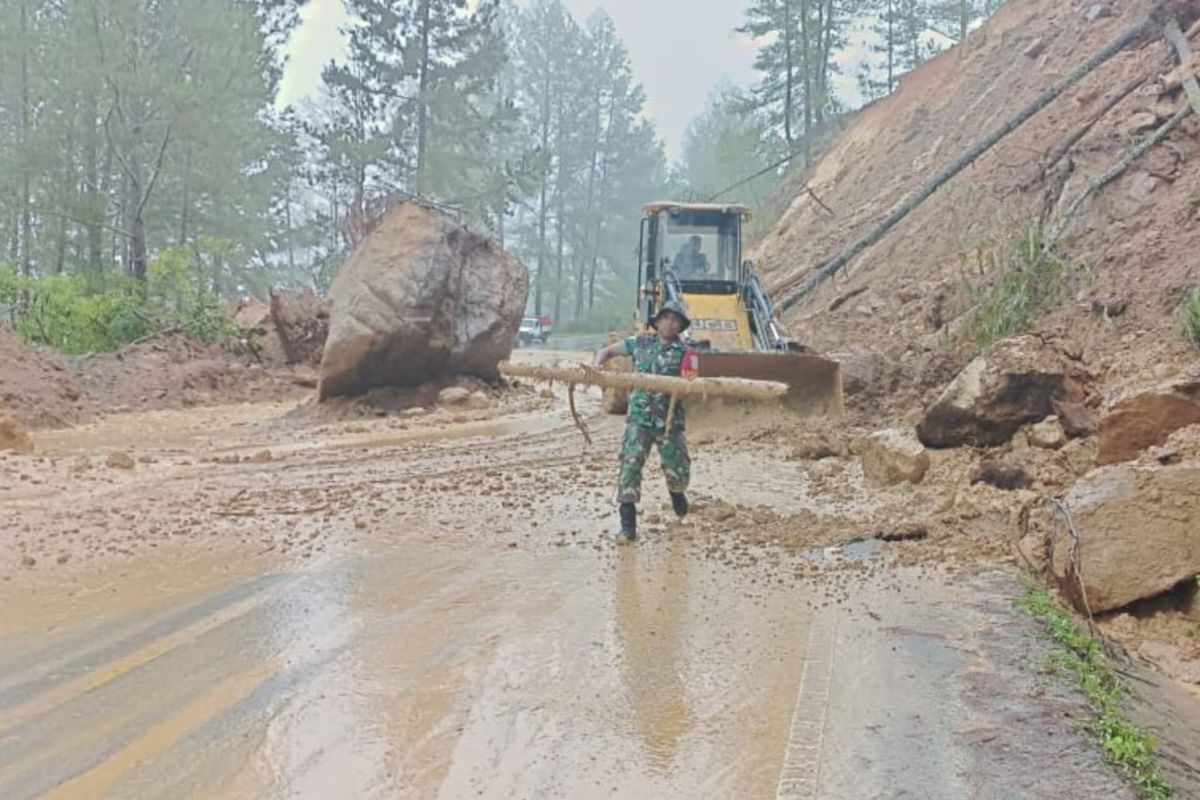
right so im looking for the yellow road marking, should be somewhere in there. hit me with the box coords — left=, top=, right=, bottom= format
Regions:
left=38, top=663, right=275, bottom=800
left=0, top=575, right=297, bottom=736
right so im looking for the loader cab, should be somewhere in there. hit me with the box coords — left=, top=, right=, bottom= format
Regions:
left=637, top=202, right=750, bottom=328
left=641, top=203, right=746, bottom=287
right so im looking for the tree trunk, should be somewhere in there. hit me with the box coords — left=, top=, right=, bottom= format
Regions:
left=284, top=183, right=296, bottom=274
left=799, top=0, right=812, bottom=165
left=84, top=94, right=103, bottom=277
left=577, top=85, right=603, bottom=320
left=415, top=0, right=432, bottom=197
left=54, top=113, right=76, bottom=275
left=818, top=0, right=835, bottom=121
left=19, top=1, right=33, bottom=277
left=130, top=205, right=148, bottom=282
left=588, top=97, right=616, bottom=312
left=553, top=90, right=566, bottom=324
left=179, top=146, right=191, bottom=246
left=887, top=0, right=896, bottom=93
left=783, top=0, right=795, bottom=148
left=534, top=68, right=551, bottom=317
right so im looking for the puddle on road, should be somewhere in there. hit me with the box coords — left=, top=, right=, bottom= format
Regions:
left=0, top=519, right=826, bottom=800
left=31, top=402, right=302, bottom=454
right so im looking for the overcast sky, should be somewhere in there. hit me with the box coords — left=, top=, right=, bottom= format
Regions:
left=278, top=0, right=863, bottom=162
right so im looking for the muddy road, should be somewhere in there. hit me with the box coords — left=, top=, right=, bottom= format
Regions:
left=0, top=352, right=1149, bottom=798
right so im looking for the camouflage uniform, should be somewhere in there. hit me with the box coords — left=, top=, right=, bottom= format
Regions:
left=616, top=333, right=691, bottom=504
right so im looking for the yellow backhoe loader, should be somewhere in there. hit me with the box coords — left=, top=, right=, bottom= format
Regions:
left=602, top=201, right=843, bottom=418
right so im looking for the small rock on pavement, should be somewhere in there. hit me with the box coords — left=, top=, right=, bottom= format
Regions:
left=438, top=386, right=471, bottom=405
left=790, top=429, right=848, bottom=460
left=853, top=428, right=930, bottom=485
left=21, top=555, right=36, bottom=568
left=1085, top=3, right=1115, bottom=22
left=1028, top=416, right=1067, bottom=450
left=106, top=451, right=136, bottom=470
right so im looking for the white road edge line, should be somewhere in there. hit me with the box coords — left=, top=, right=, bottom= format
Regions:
left=775, top=620, right=838, bottom=800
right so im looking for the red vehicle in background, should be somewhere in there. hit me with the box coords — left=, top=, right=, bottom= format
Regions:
left=517, top=315, right=553, bottom=346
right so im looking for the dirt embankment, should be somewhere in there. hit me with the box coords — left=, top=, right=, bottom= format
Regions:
left=71, top=332, right=309, bottom=415
left=748, top=0, right=1200, bottom=689
left=758, top=0, right=1200, bottom=403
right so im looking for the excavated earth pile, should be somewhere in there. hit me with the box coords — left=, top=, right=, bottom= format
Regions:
left=0, top=324, right=96, bottom=428
left=73, top=332, right=308, bottom=414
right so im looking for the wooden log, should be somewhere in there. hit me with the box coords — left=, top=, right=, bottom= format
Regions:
left=498, top=362, right=788, bottom=400
left=1035, top=74, right=1149, bottom=185
left=1042, top=19, right=1200, bottom=252
left=1042, top=106, right=1190, bottom=252
left=1163, top=19, right=1200, bottom=117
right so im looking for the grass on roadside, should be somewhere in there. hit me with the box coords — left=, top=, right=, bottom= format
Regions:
left=1016, top=579, right=1173, bottom=800
left=1178, top=287, right=1200, bottom=351
left=956, top=223, right=1078, bottom=354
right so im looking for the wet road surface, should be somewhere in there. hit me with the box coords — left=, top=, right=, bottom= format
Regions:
left=0, top=358, right=1147, bottom=798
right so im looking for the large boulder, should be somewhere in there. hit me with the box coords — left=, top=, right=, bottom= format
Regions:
left=270, top=289, right=329, bottom=366
left=853, top=428, right=930, bottom=485
left=1096, top=378, right=1200, bottom=465
left=318, top=202, right=528, bottom=400
left=917, top=336, right=1087, bottom=448
left=1046, top=463, right=1200, bottom=613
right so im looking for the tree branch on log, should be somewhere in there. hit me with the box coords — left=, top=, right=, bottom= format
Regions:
left=1163, top=19, right=1200, bottom=116
left=777, top=15, right=1157, bottom=313
left=1042, top=107, right=1190, bottom=252
left=1042, top=18, right=1200, bottom=252
left=1030, top=74, right=1149, bottom=188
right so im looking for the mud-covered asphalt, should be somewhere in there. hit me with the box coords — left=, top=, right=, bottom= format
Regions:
left=0, top=351, right=1143, bottom=798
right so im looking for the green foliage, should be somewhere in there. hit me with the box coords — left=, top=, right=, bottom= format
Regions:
left=1017, top=581, right=1173, bottom=799
left=957, top=223, right=1077, bottom=353
left=1177, top=287, right=1200, bottom=350
left=0, top=252, right=233, bottom=355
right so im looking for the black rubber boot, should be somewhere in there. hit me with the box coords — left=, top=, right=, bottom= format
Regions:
left=670, top=492, right=689, bottom=519
left=618, top=502, right=637, bottom=542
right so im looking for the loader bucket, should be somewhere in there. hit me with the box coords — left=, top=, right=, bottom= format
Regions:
left=695, top=351, right=844, bottom=418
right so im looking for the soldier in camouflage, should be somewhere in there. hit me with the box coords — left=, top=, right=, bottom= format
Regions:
left=592, top=300, right=693, bottom=542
